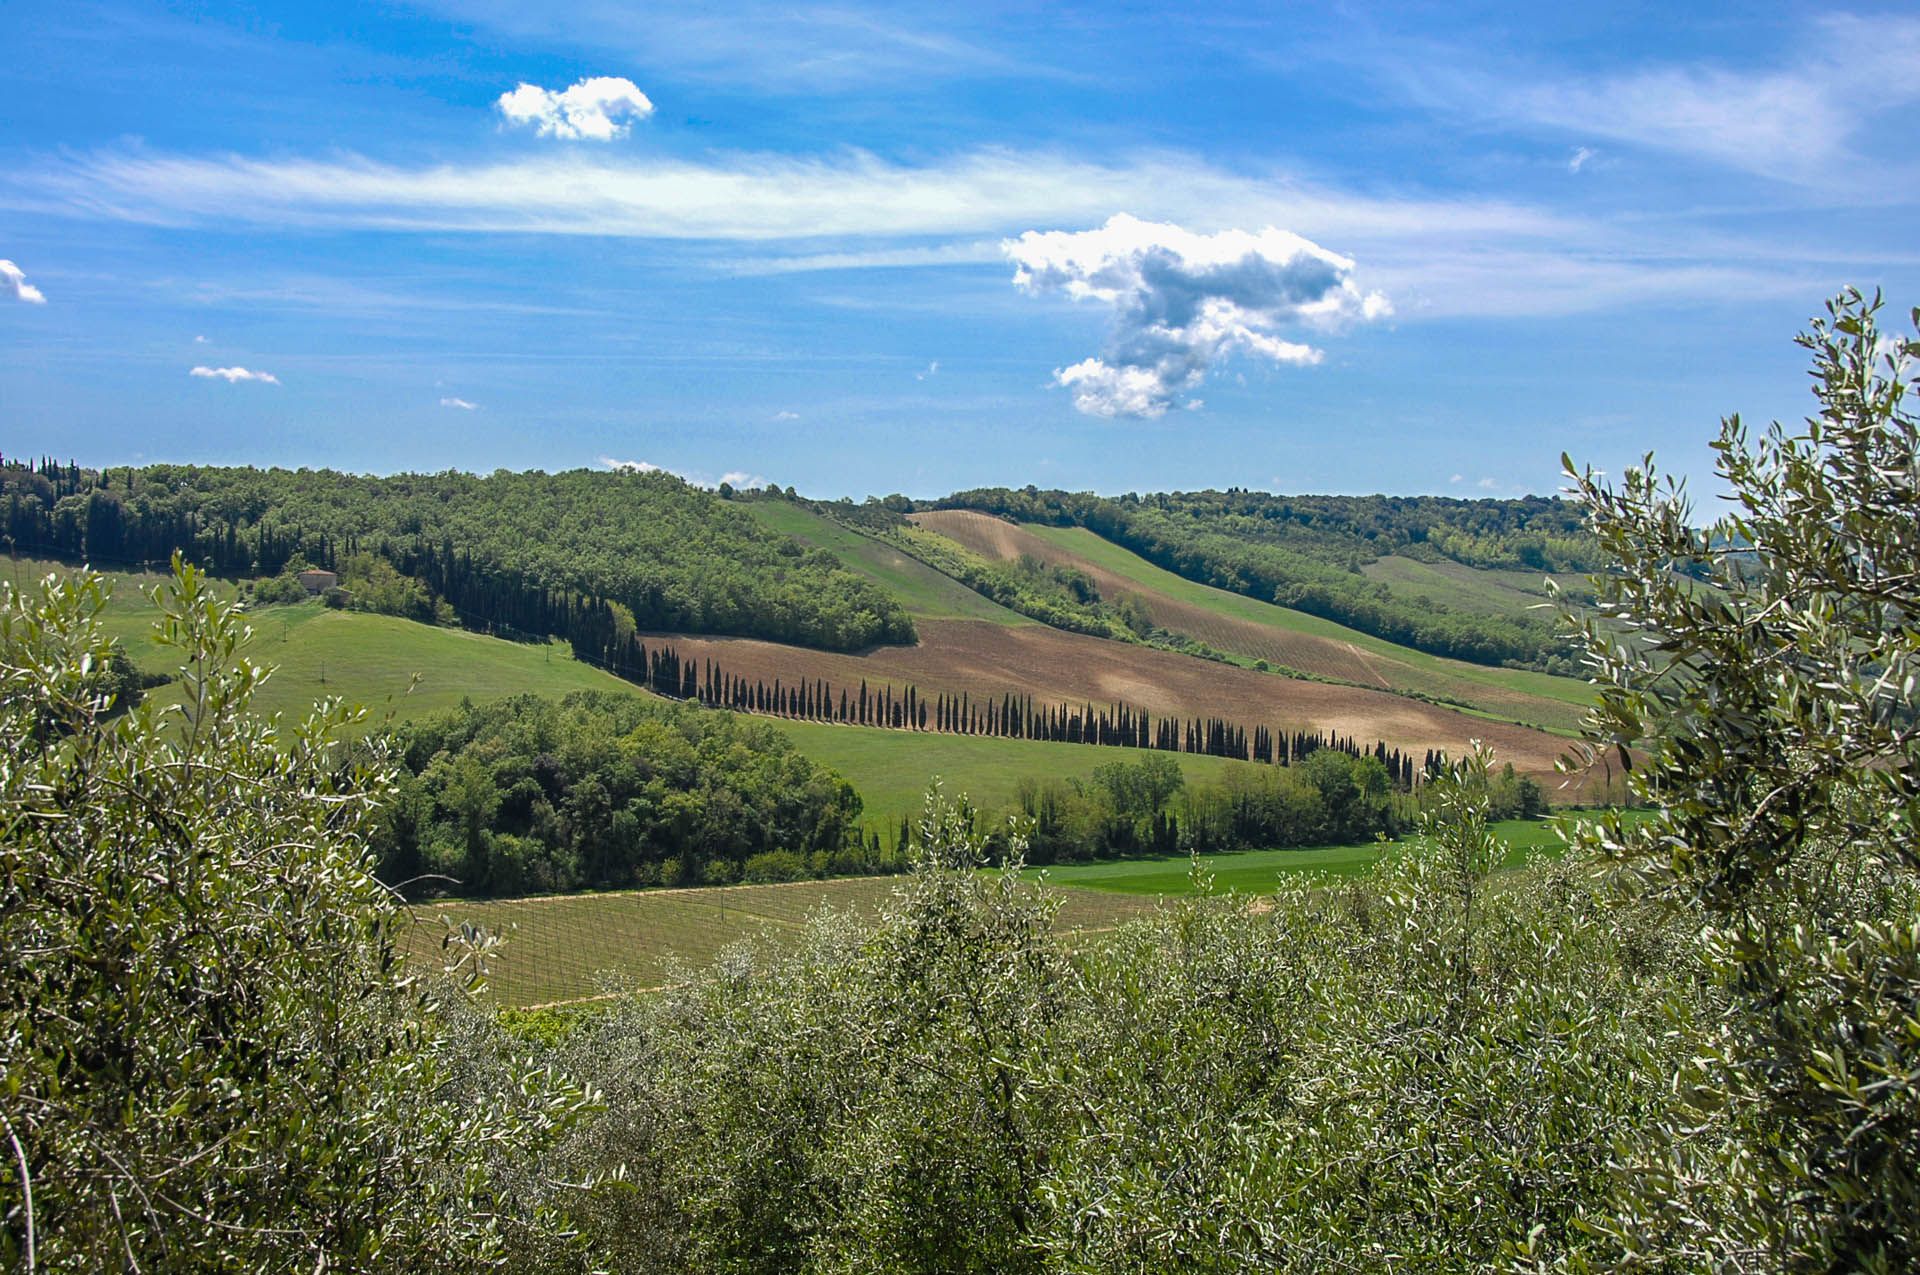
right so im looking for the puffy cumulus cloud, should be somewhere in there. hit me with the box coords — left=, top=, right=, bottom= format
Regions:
left=439, top=396, right=479, bottom=410
left=497, top=77, right=654, bottom=141
left=1005, top=214, right=1389, bottom=419
left=190, top=365, right=278, bottom=384
left=600, top=456, right=768, bottom=490
left=2, top=260, right=46, bottom=304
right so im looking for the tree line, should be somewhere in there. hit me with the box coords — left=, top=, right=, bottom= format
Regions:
left=577, top=626, right=1430, bottom=786
left=0, top=458, right=915, bottom=652
left=926, top=485, right=1590, bottom=670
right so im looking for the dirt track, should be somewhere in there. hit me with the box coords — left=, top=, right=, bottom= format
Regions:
left=648, top=617, right=1606, bottom=799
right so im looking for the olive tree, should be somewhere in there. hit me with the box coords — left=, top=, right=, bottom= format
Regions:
left=0, top=559, right=592, bottom=1271
left=1562, top=289, right=1920, bottom=1271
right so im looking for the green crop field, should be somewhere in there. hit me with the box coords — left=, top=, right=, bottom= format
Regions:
left=21, top=555, right=633, bottom=725
left=37, top=554, right=1282, bottom=832
left=1013, top=524, right=1597, bottom=729
left=402, top=875, right=1160, bottom=1007
left=1360, top=554, right=1589, bottom=619
left=1030, top=812, right=1638, bottom=895
left=742, top=501, right=1026, bottom=624
left=761, top=717, right=1269, bottom=835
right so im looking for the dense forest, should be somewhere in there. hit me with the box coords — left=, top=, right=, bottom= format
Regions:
left=0, top=460, right=915, bottom=651
left=374, top=692, right=874, bottom=896
left=931, top=485, right=1596, bottom=669
left=373, top=686, right=1465, bottom=894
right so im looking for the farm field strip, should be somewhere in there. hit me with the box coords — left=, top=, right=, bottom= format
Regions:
left=1031, top=816, right=1590, bottom=895
left=910, top=512, right=1596, bottom=733
left=762, top=717, right=1268, bottom=833
left=402, top=876, right=1159, bottom=1007
left=742, top=501, right=1029, bottom=625
left=644, top=618, right=1607, bottom=798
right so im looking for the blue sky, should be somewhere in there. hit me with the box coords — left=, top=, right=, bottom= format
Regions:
left=3, top=1, right=1916, bottom=500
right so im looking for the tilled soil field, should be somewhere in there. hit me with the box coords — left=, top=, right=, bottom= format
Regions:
left=648, top=617, right=1607, bottom=799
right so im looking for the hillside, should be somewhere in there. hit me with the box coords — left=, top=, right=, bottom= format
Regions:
left=909, top=510, right=1595, bottom=734
left=932, top=486, right=1596, bottom=670
left=3, top=460, right=914, bottom=651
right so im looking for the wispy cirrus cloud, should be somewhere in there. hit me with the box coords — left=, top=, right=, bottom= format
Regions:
left=1372, top=12, right=1920, bottom=185
left=2, top=259, right=46, bottom=304
left=1005, top=214, right=1389, bottom=418
left=439, top=396, right=478, bottom=410
left=496, top=76, right=654, bottom=141
left=5, top=139, right=1846, bottom=323
left=21, top=145, right=1564, bottom=245
left=420, top=0, right=1075, bottom=94
left=191, top=365, right=278, bottom=384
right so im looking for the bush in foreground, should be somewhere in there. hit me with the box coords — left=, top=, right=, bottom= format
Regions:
left=0, top=560, right=591, bottom=1270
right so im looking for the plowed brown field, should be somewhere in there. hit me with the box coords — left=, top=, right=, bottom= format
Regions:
left=649, top=618, right=1606, bottom=799
left=909, top=509, right=1593, bottom=735
left=912, top=509, right=1392, bottom=686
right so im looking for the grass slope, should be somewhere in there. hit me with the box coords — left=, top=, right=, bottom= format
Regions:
left=1031, top=816, right=1585, bottom=895
left=44, top=555, right=1283, bottom=829
left=1360, top=554, right=1589, bottom=619
left=981, top=521, right=1596, bottom=734
left=761, top=719, right=1268, bottom=835
left=741, top=502, right=1027, bottom=624
left=24, top=555, right=638, bottom=724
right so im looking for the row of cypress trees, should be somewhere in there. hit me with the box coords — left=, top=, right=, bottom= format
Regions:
left=580, top=629, right=1429, bottom=790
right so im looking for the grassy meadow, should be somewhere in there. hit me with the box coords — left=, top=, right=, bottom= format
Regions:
left=1030, top=814, right=1596, bottom=895
left=741, top=501, right=1026, bottom=624
left=762, top=717, right=1268, bottom=834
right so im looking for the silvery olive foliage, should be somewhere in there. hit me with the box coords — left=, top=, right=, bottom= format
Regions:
left=0, top=559, right=593, bottom=1271
left=529, top=768, right=1695, bottom=1273
left=1560, top=289, right=1920, bottom=1272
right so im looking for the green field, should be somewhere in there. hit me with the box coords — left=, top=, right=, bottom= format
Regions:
left=742, top=501, right=1026, bottom=624
left=22, top=555, right=635, bottom=724
left=1360, top=554, right=1588, bottom=619
left=1016, top=524, right=1597, bottom=728
left=403, top=875, right=1159, bottom=1007
left=761, top=717, right=1268, bottom=834
left=1030, top=813, right=1627, bottom=895
left=41, top=556, right=1278, bottom=829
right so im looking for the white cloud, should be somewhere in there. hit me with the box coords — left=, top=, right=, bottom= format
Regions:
left=1, top=260, right=46, bottom=304
left=772, top=410, right=801, bottom=421
left=497, top=77, right=654, bottom=141
left=915, top=359, right=940, bottom=380
left=193, top=333, right=209, bottom=343
left=32, top=146, right=1563, bottom=246
left=1381, top=14, right=1920, bottom=185
left=1476, top=476, right=1499, bottom=489
left=1449, top=473, right=1464, bottom=484
left=1005, top=213, right=1389, bottom=418
left=439, top=396, right=479, bottom=410
left=600, top=456, right=768, bottom=490
left=190, top=365, right=278, bottom=384
left=1567, top=146, right=1595, bottom=173
left=16, top=141, right=1837, bottom=319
